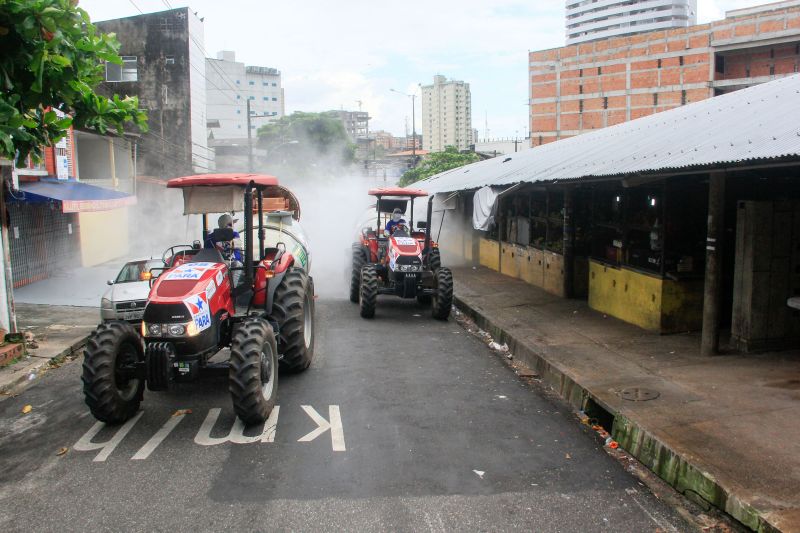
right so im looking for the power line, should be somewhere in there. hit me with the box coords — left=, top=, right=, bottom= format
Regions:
left=128, top=0, right=144, bottom=14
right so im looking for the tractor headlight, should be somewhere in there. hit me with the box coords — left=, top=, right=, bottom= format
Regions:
left=186, top=321, right=200, bottom=337
left=167, top=324, right=186, bottom=336
left=146, top=323, right=162, bottom=336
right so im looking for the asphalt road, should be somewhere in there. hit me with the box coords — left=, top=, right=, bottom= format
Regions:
left=0, top=296, right=691, bottom=532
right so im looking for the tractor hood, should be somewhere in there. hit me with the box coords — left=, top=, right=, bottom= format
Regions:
left=149, top=262, right=226, bottom=302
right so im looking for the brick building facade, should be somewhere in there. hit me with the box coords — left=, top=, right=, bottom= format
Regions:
left=529, top=2, right=800, bottom=146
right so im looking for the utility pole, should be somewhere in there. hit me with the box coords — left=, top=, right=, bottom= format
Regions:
left=391, top=88, right=418, bottom=165
left=247, top=98, right=253, bottom=172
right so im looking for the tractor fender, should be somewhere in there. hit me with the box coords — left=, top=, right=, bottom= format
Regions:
left=264, top=253, right=295, bottom=314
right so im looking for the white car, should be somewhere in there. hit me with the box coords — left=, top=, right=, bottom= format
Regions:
left=100, top=259, right=162, bottom=323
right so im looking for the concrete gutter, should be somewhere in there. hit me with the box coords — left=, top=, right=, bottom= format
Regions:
left=0, top=334, right=88, bottom=396
left=454, top=293, right=783, bottom=533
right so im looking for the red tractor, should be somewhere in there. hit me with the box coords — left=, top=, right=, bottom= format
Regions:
left=350, top=187, right=453, bottom=320
left=82, top=174, right=314, bottom=426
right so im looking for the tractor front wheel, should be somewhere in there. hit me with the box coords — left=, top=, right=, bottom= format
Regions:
left=82, top=321, right=144, bottom=424
left=350, top=248, right=366, bottom=303
left=229, top=317, right=278, bottom=426
left=429, top=248, right=442, bottom=272
left=359, top=265, right=378, bottom=318
left=271, top=268, right=315, bottom=373
left=431, top=267, right=454, bottom=320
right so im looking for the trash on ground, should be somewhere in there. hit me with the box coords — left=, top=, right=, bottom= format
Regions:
left=488, top=341, right=509, bottom=353
left=565, top=453, right=571, bottom=459
left=472, top=469, right=485, bottom=479
left=56, top=447, right=68, bottom=456
left=517, top=368, right=539, bottom=378
left=172, top=409, right=192, bottom=417
left=21, top=404, right=32, bottom=414
left=27, top=372, right=36, bottom=381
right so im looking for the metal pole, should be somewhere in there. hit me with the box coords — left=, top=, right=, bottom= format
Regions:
left=247, top=99, right=253, bottom=173
left=411, top=95, right=416, bottom=159
left=0, top=165, right=17, bottom=333
left=701, top=171, right=726, bottom=356
left=257, top=189, right=264, bottom=261
left=563, top=188, right=575, bottom=298
left=244, top=182, right=254, bottom=287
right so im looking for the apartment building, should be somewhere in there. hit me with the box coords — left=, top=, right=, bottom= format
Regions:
left=206, top=51, right=284, bottom=139
left=420, top=75, right=473, bottom=152
left=567, top=0, right=697, bottom=45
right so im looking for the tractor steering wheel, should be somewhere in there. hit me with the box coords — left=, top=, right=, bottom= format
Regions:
left=162, top=244, right=195, bottom=267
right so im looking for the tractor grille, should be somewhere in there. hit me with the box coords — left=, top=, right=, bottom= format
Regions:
left=143, top=303, right=191, bottom=323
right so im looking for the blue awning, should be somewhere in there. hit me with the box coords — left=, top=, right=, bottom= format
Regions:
left=15, top=178, right=136, bottom=213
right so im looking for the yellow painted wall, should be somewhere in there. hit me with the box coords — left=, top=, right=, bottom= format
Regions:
left=661, top=278, right=704, bottom=332
left=588, top=260, right=663, bottom=331
left=500, top=242, right=523, bottom=278
left=479, top=238, right=500, bottom=271
left=79, top=207, right=130, bottom=267
left=543, top=252, right=565, bottom=297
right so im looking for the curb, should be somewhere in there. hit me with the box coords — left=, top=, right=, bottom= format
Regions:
left=453, top=293, right=780, bottom=533
left=0, top=334, right=89, bottom=396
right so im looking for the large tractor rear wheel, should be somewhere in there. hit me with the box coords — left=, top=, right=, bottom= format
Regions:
left=431, top=267, right=454, bottom=320
left=82, top=321, right=144, bottom=424
left=350, top=248, right=366, bottom=303
left=359, top=264, right=378, bottom=318
left=272, top=268, right=315, bottom=372
left=229, top=317, right=278, bottom=425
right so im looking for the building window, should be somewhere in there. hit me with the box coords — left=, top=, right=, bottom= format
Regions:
left=236, top=80, right=240, bottom=84
left=105, top=56, right=138, bottom=82
left=263, top=82, right=268, bottom=86
left=679, top=56, right=684, bottom=66
left=657, top=58, right=662, bottom=69
left=237, top=109, right=241, bottom=114
left=603, top=96, right=608, bottom=109
left=236, top=95, right=241, bottom=99
left=165, top=55, right=175, bottom=65
left=249, top=80, right=255, bottom=85
left=272, top=97, right=277, bottom=101
left=653, top=93, right=658, bottom=106
left=263, top=96, right=268, bottom=101
left=579, top=99, right=583, bottom=112
left=272, top=82, right=277, bottom=86
left=249, top=96, right=255, bottom=100
left=597, top=66, right=602, bottom=75
left=681, top=90, right=686, bottom=105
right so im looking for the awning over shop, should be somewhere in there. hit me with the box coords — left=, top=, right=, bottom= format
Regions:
left=16, top=179, right=136, bottom=213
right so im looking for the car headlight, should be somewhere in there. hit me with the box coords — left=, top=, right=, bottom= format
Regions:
left=101, top=298, right=113, bottom=309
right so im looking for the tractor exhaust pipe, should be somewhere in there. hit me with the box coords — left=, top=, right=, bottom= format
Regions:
left=244, top=182, right=254, bottom=287
left=424, top=195, right=433, bottom=264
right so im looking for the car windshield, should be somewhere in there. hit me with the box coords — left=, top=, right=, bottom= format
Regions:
left=115, top=260, right=161, bottom=283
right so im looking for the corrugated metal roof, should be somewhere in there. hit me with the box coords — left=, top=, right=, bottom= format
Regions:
left=421, top=74, right=800, bottom=194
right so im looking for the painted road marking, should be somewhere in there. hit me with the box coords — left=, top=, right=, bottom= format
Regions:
left=195, top=407, right=280, bottom=446
left=298, top=405, right=346, bottom=452
left=72, top=406, right=344, bottom=461
left=132, top=411, right=187, bottom=460
left=73, top=411, right=144, bottom=462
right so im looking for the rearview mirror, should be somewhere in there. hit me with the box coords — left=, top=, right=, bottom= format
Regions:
left=107, top=280, right=114, bottom=285
left=417, top=221, right=427, bottom=229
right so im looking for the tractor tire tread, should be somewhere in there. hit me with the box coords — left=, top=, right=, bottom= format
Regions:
left=229, top=317, right=277, bottom=425
left=431, top=267, right=454, bottom=320
left=360, top=264, right=378, bottom=318
left=270, top=268, right=314, bottom=373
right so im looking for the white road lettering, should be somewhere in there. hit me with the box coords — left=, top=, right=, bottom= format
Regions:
left=131, top=411, right=187, bottom=460
left=194, top=407, right=280, bottom=446
left=73, top=411, right=144, bottom=462
left=298, top=405, right=346, bottom=451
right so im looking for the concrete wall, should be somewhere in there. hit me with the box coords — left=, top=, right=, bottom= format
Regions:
left=78, top=208, right=130, bottom=267
left=588, top=260, right=703, bottom=333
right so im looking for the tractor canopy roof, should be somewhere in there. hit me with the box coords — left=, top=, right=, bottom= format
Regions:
left=166, top=173, right=279, bottom=189
left=166, top=173, right=300, bottom=219
left=367, top=187, right=428, bottom=198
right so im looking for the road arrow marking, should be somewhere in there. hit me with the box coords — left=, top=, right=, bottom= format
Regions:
left=298, top=405, right=345, bottom=451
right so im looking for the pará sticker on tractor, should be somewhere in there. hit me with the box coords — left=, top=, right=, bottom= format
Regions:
left=184, top=292, right=211, bottom=332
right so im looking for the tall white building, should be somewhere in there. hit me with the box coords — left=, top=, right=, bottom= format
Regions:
left=206, top=51, right=284, bottom=140
left=566, top=0, right=697, bottom=45
left=420, top=75, right=473, bottom=153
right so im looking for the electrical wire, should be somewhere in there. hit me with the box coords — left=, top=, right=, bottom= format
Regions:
left=128, top=0, right=144, bottom=14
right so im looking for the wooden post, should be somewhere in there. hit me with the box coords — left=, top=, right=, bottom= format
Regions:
left=701, top=172, right=726, bottom=356
left=563, top=187, right=575, bottom=298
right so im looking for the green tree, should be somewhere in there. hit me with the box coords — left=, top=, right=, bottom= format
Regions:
left=257, top=111, right=355, bottom=164
left=399, top=146, right=480, bottom=186
left=0, top=0, right=147, bottom=166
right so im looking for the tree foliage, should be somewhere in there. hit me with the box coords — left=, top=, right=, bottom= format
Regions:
left=0, top=0, right=148, bottom=166
left=256, top=111, right=355, bottom=164
left=399, top=146, right=480, bottom=186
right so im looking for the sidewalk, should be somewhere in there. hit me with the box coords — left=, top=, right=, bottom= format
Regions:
left=452, top=266, right=800, bottom=533
left=0, top=304, right=98, bottom=395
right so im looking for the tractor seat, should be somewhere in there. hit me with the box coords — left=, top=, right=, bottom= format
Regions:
left=189, top=248, right=225, bottom=264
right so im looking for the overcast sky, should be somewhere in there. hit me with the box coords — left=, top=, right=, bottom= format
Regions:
left=79, top=0, right=759, bottom=139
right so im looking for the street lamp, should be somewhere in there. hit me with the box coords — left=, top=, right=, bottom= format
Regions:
left=390, top=88, right=417, bottom=160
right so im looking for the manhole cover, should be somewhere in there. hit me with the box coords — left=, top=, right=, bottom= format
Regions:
left=618, top=387, right=660, bottom=401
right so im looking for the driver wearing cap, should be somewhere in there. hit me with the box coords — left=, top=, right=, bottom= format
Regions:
left=205, top=213, right=243, bottom=263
